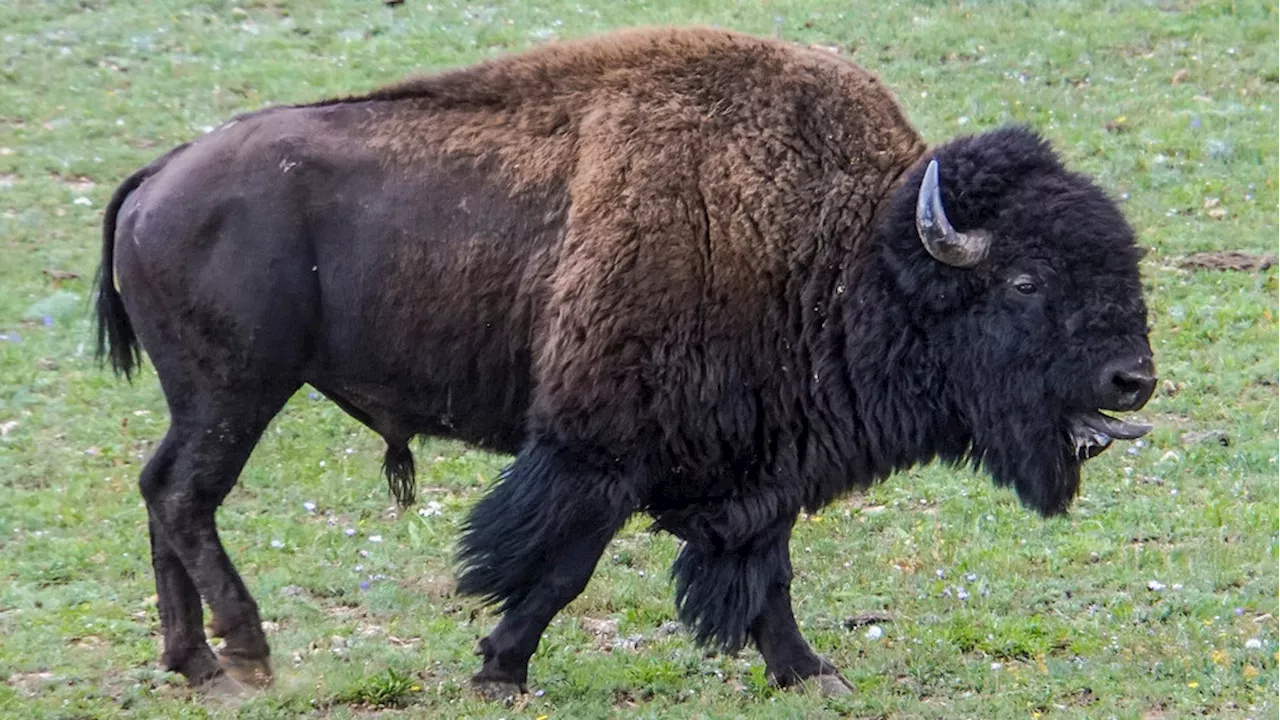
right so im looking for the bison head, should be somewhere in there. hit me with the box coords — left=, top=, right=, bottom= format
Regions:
left=875, top=127, right=1155, bottom=516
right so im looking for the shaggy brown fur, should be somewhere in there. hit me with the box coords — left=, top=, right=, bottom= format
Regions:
left=95, top=26, right=1153, bottom=697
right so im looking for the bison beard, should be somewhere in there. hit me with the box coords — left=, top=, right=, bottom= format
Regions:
left=95, top=27, right=1155, bottom=697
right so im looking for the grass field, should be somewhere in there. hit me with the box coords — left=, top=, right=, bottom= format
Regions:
left=1, top=0, right=1277, bottom=718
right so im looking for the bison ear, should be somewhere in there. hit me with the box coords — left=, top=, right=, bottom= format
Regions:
left=916, top=159, right=991, bottom=268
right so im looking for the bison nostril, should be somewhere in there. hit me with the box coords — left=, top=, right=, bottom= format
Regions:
left=1102, top=361, right=1156, bottom=410
left=1111, top=370, right=1148, bottom=396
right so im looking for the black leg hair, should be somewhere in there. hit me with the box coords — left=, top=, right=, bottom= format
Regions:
left=672, top=515, right=852, bottom=692
left=456, top=441, right=637, bottom=692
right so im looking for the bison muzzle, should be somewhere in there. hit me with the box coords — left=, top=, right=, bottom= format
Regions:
left=95, top=27, right=1155, bottom=697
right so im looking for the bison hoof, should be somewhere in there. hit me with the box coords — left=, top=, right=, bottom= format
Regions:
left=199, top=670, right=254, bottom=701
left=218, top=654, right=274, bottom=689
left=471, top=677, right=525, bottom=703
left=810, top=673, right=854, bottom=697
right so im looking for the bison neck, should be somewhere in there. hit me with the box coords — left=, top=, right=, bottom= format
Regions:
left=806, top=256, right=965, bottom=505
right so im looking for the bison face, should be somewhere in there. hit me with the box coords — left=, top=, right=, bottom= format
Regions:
left=877, top=127, right=1155, bottom=516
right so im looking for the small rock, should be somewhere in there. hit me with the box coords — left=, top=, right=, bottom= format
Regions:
left=612, top=634, right=644, bottom=651
left=38, top=358, right=58, bottom=370
left=261, top=620, right=279, bottom=634
left=656, top=620, right=683, bottom=635
left=864, top=625, right=884, bottom=640
left=1148, top=580, right=1167, bottom=592
left=1180, top=429, right=1230, bottom=447
left=843, top=612, right=894, bottom=629
left=280, top=585, right=304, bottom=597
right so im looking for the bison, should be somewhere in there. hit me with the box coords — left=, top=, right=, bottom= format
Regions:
left=95, top=27, right=1156, bottom=697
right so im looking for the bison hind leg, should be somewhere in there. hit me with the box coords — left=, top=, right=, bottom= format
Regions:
left=381, top=440, right=416, bottom=507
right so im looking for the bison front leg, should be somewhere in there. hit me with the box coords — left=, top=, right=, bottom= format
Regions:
left=671, top=517, right=852, bottom=696
left=750, top=577, right=853, bottom=696
left=456, top=442, right=636, bottom=699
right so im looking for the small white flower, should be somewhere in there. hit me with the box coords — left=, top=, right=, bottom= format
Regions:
left=864, top=625, right=883, bottom=640
left=73, top=197, right=92, bottom=206
left=1246, top=638, right=1263, bottom=650
left=302, top=501, right=316, bottom=513
left=1147, top=580, right=1167, bottom=592
left=270, top=539, right=284, bottom=549
left=991, top=662, right=1003, bottom=671
left=369, top=535, right=383, bottom=543
left=344, top=528, right=356, bottom=537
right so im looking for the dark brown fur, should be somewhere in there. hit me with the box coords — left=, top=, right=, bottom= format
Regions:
left=95, top=26, right=1153, bottom=695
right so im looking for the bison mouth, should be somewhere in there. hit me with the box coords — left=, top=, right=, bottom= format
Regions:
left=1067, top=410, right=1152, bottom=460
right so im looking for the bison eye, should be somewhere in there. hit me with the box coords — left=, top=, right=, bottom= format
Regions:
left=1015, top=280, right=1038, bottom=295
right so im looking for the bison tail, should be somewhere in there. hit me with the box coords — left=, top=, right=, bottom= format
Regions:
left=94, top=143, right=190, bottom=380
left=455, top=442, right=635, bottom=613
left=382, top=441, right=416, bottom=507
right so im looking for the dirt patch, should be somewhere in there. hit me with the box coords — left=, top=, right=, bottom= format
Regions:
left=397, top=574, right=454, bottom=599
left=1178, top=251, right=1276, bottom=272
left=59, top=176, right=96, bottom=193
left=6, top=671, right=58, bottom=697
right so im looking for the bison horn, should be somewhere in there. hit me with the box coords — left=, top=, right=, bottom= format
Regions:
left=916, top=159, right=990, bottom=268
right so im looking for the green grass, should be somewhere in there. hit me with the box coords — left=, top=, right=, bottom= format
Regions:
left=0, top=0, right=1276, bottom=718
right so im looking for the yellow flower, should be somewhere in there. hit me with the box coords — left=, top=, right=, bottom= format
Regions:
left=1211, top=649, right=1229, bottom=666
left=1243, top=665, right=1259, bottom=680
left=1187, top=681, right=1199, bottom=689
